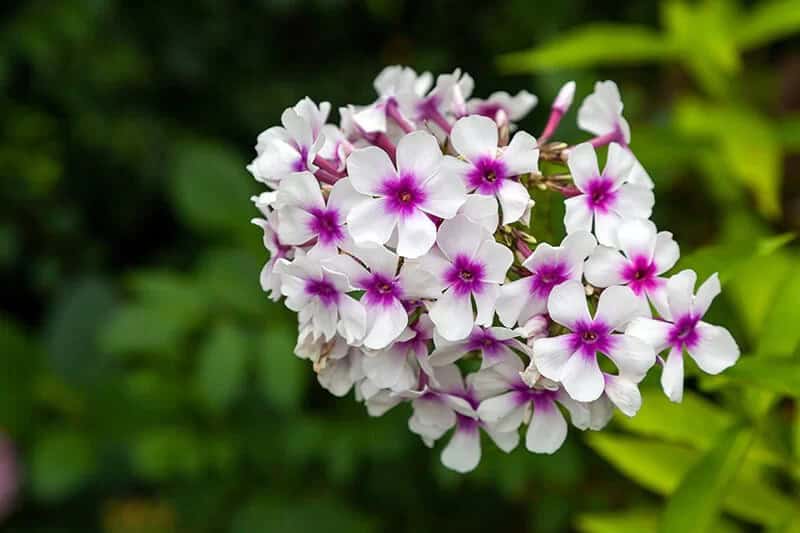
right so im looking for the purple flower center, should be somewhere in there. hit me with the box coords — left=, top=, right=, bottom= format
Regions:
left=667, top=314, right=700, bottom=350
left=569, top=319, right=614, bottom=358
left=511, top=385, right=557, bottom=407
left=466, top=329, right=507, bottom=357
left=361, top=272, right=403, bottom=308
left=292, top=145, right=309, bottom=172
left=474, top=102, right=504, bottom=119
left=304, top=278, right=339, bottom=307
left=308, top=207, right=344, bottom=246
left=444, top=254, right=487, bottom=297
left=529, top=262, right=570, bottom=299
left=621, top=255, right=659, bottom=295
left=380, top=172, right=427, bottom=218
left=584, top=176, right=617, bottom=213
left=415, top=95, right=442, bottom=120
left=467, top=156, right=507, bottom=194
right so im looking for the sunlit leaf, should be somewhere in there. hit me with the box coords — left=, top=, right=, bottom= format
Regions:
left=758, top=269, right=800, bottom=355
left=723, top=355, right=800, bottom=397
left=497, top=24, right=674, bottom=72
left=736, top=0, right=800, bottom=50
left=658, top=424, right=752, bottom=533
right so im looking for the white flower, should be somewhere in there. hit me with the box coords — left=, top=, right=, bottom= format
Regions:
left=278, top=254, right=366, bottom=343
left=626, top=270, right=740, bottom=402
left=442, top=115, right=538, bottom=225
left=361, top=315, right=436, bottom=392
left=456, top=194, right=500, bottom=233
left=248, top=98, right=328, bottom=188
left=251, top=194, right=292, bottom=301
left=429, top=326, right=529, bottom=370
left=423, top=215, right=513, bottom=341
left=577, top=80, right=630, bottom=144
left=396, top=68, right=473, bottom=131
left=345, top=130, right=466, bottom=258
left=533, top=281, right=655, bottom=402
left=474, top=354, right=590, bottom=454
left=496, top=231, right=596, bottom=328
left=564, top=142, right=654, bottom=246
left=554, top=81, right=576, bottom=112
left=275, top=172, right=361, bottom=254
left=585, top=218, right=680, bottom=316
left=374, top=65, right=433, bottom=100
left=467, top=90, right=537, bottom=122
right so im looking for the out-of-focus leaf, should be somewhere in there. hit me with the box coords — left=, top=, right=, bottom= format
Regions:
left=577, top=508, right=658, bottom=533
left=170, top=140, right=253, bottom=236
left=196, top=248, right=267, bottom=317
left=723, top=355, right=800, bottom=397
left=735, top=0, right=800, bottom=49
left=31, top=430, right=94, bottom=501
left=193, top=322, right=249, bottom=413
left=256, top=323, right=307, bottom=412
left=497, top=24, right=674, bottom=72
left=131, top=427, right=205, bottom=481
left=757, top=270, right=800, bottom=355
left=587, top=434, right=794, bottom=525
left=658, top=424, right=753, bottom=533
left=675, top=100, right=781, bottom=217
left=0, top=316, right=40, bottom=434
left=43, top=277, right=117, bottom=384
left=777, top=117, right=800, bottom=150
left=232, top=495, right=376, bottom=533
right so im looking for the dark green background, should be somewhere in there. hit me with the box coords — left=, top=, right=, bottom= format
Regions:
left=2, top=1, right=799, bottom=532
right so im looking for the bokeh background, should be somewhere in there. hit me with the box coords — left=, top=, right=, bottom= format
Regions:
left=2, top=1, right=800, bottom=531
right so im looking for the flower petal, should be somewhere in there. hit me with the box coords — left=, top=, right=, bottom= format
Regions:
left=276, top=171, right=325, bottom=210
left=653, top=231, right=680, bottom=275
left=603, top=142, right=635, bottom=188
left=547, top=280, right=591, bottom=329
left=346, top=198, right=398, bottom=246
left=435, top=215, right=485, bottom=261
left=532, top=334, right=573, bottom=381
left=419, top=170, right=466, bottom=219
left=496, top=277, right=534, bottom=328
left=564, top=196, right=593, bottom=234
left=561, top=352, right=604, bottom=402
left=450, top=115, right=498, bottom=162
left=430, top=287, right=475, bottom=341
left=396, top=209, right=437, bottom=258
left=346, top=146, right=397, bottom=195
left=363, top=298, right=408, bottom=350
left=478, top=392, right=526, bottom=432
left=496, top=179, right=531, bottom=224
left=595, top=284, right=641, bottom=330
left=689, top=322, right=740, bottom=374
left=567, top=143, right=599, bottom=192
left=441, top=422, right=481, bottom=473
left=615, top=184, right=654, bottom=220
left=337, top=295, right=366, bottom=344
left=584, top=246, right=626, bottom=287
left=617, top=218, right=657, bottom=261
left=526, top=398, right=567, bottom=454
left=594, top=209, right=623, bottom=247
left=475, top=240, right=513, bottom=283
left=604, top=374, right=642, bottom=416
left=458, top=194, right=499, bottom=233
left=605, top=334, right=655, bottom=381
left=666, top=270, right=697, bottom=320
left=326, top=177, right=363, bottom=214
left=693, top=273, right=720, bottom=318
left=473, top=284, right=500, bottom=327
left=625, top=317, right=671, bottom=353
left=560, top=231, right=598, bottom=273
left=396, top=130, right=442, bottom=179
left=276, top=206, right=316, bottom=245
left=661, top=347, right=684, bottom=402
left=501, top=131, right=539, bottom=176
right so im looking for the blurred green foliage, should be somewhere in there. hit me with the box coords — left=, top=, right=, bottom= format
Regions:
left=1, top=0, right=799, bottom=531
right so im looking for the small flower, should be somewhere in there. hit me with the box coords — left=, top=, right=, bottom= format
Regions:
left=456, top=194, right=500, bottom=233
left=362, top=315, right=436, bottom=391
left=275, top=172, right=361, bottom=253
left=397, top=68, right=474, bottom=131
left=585, top=218, right=680, bottom=316
left=564, top=142, right=654, bottom=246
left=429, top=326, right=528, bottom=370
left=497, top=231, right=597, bottom=327
left=577, top=80, right=630, bottom=145
left=533, top=281, right=655, bottom=402
left=248, top=98, right=328, bottom=188
left=467, top=90, right=537, bottom=122
left=278, top=254, right=366, bottom=343
left=346, top=130, right=466, bottom=258
left=474, top=354, right=590, bottom=454
left=423, top=215, right=513, bottom=341
left=626, top=270, right=740, bottom=402
left=442, top=115, right=539, bottom=225
left=251, top=194, right=292, bottom=301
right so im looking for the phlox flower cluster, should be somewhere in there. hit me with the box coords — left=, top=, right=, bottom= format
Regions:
left=249, top=66, right=740, bottom=473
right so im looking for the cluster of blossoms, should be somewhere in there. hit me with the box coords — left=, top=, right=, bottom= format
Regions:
left=249, top=66, right=740, bottom=473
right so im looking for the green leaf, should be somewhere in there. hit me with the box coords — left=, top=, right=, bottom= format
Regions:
left=0, top=316, right=41, bottom=434
left=497, top=24, right=674, bottom=73
left=170, top=140, right=253, bottom=236
left=131, top=426, right=205, bottom=481
left=723, top=355, right=800, bottom=397
left=658, top=424, right=753, bottom=533
left=255, top=322, right=307, bottom=412
left=758, top=269, right=800, bottom=355
left=43, top=277, right=117, bottom=384
left=736, top=0, right=800, bottom=50
left=31, top=429, right=94, bottom=501
left=577, top=508, right=659, bottom=533
left=193, top=322, right=249, bottom=413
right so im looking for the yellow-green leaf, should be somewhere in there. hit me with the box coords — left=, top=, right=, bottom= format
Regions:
left=736, top=0, right=800, bottom=50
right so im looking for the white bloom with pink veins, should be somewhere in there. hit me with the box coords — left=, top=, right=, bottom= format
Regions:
left=251, top=193, right=292, bottom=301
left=275, top=172, right=361, bottom=254
left=442, top=115, right=539, bottom=225
left=247, top=98, right=329, bottom=188
left=361, top=315, right=437, bottom=392
left=578, top=80, right=630, bottom=145
left=474, top=354, right=591, bottom=454
left=467, top=90, right=537, bottom=122
left=626, top=270, right=740, bottom=402
left=278, top=254, right=366, bottom=344
left=533, top=281, right=655, bottom=402
left=564, top=142, right=654, bottom=246
left=496, top=231, right=597, bottom=328
left=325, top=242, right=439, bottom=349
left=585, top=218, right=680, bottom=317
left=422, top=215, right=513, bottom=342
left=429, top=326, right=530, bottom=370
left=345, top=130, right=466, bottom=258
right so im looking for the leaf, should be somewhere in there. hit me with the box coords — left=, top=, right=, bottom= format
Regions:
left=193, top=322, right=249, bottom=413
left=0, top=316, right=41, bottom=434
left=31, top=430, right=94, bottom=501
left=675, top=100, right=782, bottom=218
left=723, top=355, right=800, bottom=397
left=170, top=140, right=254, bottom=236
left=658, top=424, right=753, bottom=533
left=757, top=269, right=800, bottom=355
left=587, top=434, right=794, bottom=525
left=43, top=277, right=117, bottom=384
left=736, top=0, right=800, bottom=50
left=255, top=322, right=307, bottom=412
left=497, top=24, right=674, bottom=73
left=576, top=508, right=659, bottom=533
left=131, top=426, right=205, bottom=481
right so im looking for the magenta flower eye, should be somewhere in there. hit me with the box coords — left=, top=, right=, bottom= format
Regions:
left=251, top=68, right=740, bottom=474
